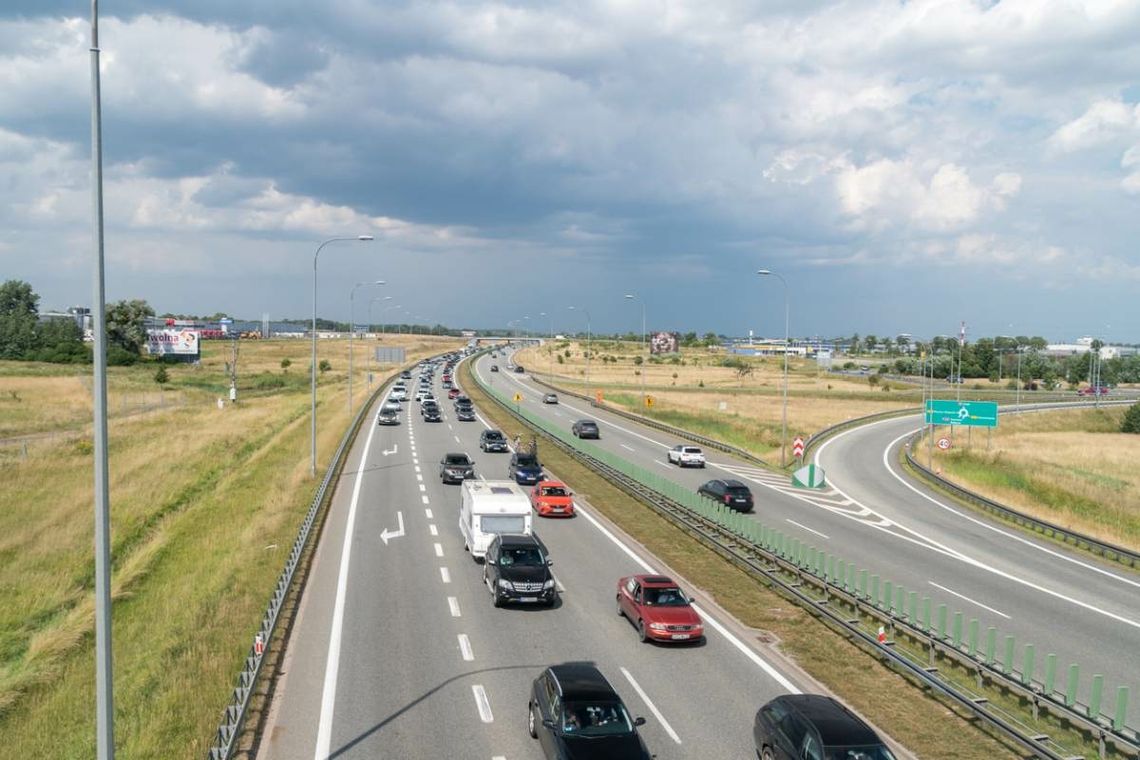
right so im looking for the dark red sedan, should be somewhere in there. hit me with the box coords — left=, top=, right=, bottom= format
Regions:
left=616, top=575, right=704, bottom=643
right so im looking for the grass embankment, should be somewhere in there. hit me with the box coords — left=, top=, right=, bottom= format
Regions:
left=0, top=335, right=461, bottom=757
left=463, top=360, right=1019, bottom=760
left=922, top=406, right=1140, bottom=551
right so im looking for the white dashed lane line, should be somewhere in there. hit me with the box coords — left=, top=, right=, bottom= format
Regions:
left=458, top=634, right=474, bottom=661
left=440, top=567, right=451, bottom=584
left=421, top=495, right=430, bottom=505
left=429, top=524, right=438, bottom=536
left=434, top=542, right=444, bottom=557
left=419, top=484, right=427, bottom=492
left=472, top=685, right=494, bottom=723
left=425, top=508, right=433, bottom=519
left=448, top=596, right=461, bottom=617
left=620, top=443, right=635, bottom=452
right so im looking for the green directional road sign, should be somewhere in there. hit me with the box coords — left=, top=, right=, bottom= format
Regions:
left=925, top=399, right=998, bottom=428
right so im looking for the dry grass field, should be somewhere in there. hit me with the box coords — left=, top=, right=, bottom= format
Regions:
left=923, top=406, right=1140, bottom=550
left=0, top=334, right=461, bottom=757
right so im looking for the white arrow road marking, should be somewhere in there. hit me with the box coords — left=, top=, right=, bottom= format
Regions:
left=380, top=511, right=405, bottom=545
left=473, top=685, right=494, bottom=722
left=382, top=443, right=398, bottom=456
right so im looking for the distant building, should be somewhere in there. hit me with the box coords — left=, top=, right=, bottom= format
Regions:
left=1044, top=337, right=1136, bottom=359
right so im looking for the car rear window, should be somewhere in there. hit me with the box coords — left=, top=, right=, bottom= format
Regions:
left=485, top=432, right=504, bottom=440
left=683, top=447, right=702, bottom=454
left=726, top=486, right=751, bottom=497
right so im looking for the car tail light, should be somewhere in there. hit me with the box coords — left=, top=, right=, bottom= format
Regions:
left=724, top=494, right=732, bottom=504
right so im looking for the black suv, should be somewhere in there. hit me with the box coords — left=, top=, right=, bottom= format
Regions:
left=508, top=451, right=543, bottom=485
left=483, top=533, right=556, bottom=607
left=421, top=401, right=442, bottom=422
left=571, top=419, right=600, bottom=439
left=480, top=429, right=509, bottom=453
left=753, top=694, right=896, bottom=760
left=697, top=479, right=754, bottom=512
left=528, top=663, right=650, bottom=759
left=439, top=452, right=475, bottom=484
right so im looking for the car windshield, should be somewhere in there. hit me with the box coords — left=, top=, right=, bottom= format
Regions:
left=541, top=486, right=568, bottom=497
left=516, top=455, right=538, bottom=467
left=499, top=546, right=545, bottom=567
left=825, top=746, right=897, bottom=760
left=561, top=701, right=633, bottom=737
left=643, top=587, right=688, bottom=606
left=485, top=432, right=504, bottom=441
left=445, top=455, right=469, bottom=465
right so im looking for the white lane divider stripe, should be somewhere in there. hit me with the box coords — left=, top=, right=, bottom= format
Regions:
left=434, top=542, right=444, bottom=557
left=425, top=508, right=434, bottom=519
left=440, top=567, right=451, bottom=583
left=458, top=634, right=474, bottom=661
left=414, top=465, right=421, bottom=474
left=448, top=596, right=461, bottom=617
left=929, top=581, right=1011, bottom=619
left=314, top=393, right=380, bottom=760
left=422, top=495, right=430, bottom=505
left=416, top=473, right=423, bottom=482
left=786, top=519, right=829, bottom=540
left=619, top=667, right=681, bottom=744
left=654, top=460, right=670, bottom=469
left=620, top=443, right=635, bottom=452
left=429, top=524, right=438, bottom=536
left=455, top=435, right=462, bottom=444
left=473, top=685, right=494, bottom=723
left=419, top=484, right=426, bottom=492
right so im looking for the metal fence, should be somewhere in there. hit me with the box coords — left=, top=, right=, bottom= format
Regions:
left=473, top=366, right=1140, bottom=760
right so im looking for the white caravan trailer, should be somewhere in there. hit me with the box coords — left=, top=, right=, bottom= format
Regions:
left=459, top=479, right=533, bottom=560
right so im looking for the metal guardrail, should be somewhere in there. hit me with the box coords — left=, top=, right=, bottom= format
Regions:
left=528, top=374, right=770, bottom=468
left=800, top=406, right=922, bottom=463
left=903, top=430, right=1140, bottom=570
left=471, top=365, right=1140, bottom=760
left=206, top=368, right=406, bottom=759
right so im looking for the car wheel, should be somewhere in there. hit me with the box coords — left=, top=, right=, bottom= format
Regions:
left=616, top=596, right=624, bottom=618
left=761, top=748, right=775, bottom=760
left=528, top=703, right=538, bottom=738
left=637, top=619, right=648, bottom=643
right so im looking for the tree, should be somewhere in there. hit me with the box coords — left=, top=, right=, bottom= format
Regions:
left=280, top=358, right=292, bottom=372
left=319, top=359, right=331, bottom=373
left=106, top=299, right=155, bottom=354
left=702, top=332, right=719, bottom=346
left=1122, top=402, right=1140, bottom=434
left=154, top=365, right=169, bottom=384
left=864, top=334, right=879, bottom=353
left=0, top=279, right=40, bottom=359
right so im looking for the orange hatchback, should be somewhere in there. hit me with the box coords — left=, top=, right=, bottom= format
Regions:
left=616, top=575, right=704, bottom=644
left=530, top=481, right=575, bottom=518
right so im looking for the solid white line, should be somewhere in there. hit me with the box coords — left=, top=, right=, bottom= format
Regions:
left=434, top=542, right=444, bottom=557
left=421, top=495, right=430, bottom=505
left=472, top=685, right=494, bottom=723
left=929, top=581, right=1011, bottom=619
left=620, top=667, right=681, bottom=744
left=425, top=508, right=434, bottom=519
left=654, top=460, right=671, bottom=469
left=440, top=567, right=451, bottom=583
left=458, top=633, right=474, bottom=661
left=429, top=524, right=438, bottom=536
left=492, top=756, right=506, bottom=760
left=620, top=443, right=635, bottom=452
left=786, top=519, right=829, bottom=540
left=448, top=596, right=461, bottom=617
left=314, top=396, right=380, bottom=759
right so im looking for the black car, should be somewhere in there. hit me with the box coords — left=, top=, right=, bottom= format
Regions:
left=753, top=694, right=896, bottom=760
left=456, top=405, right=476, bottom=422
left=490, top=364, right=500, bottom=372
left=480, top=429, right=509, bottom=452
left=439, top=452, right=475, bottom=484
left=697, top=479, right=754, bottom=512
left=571, top=419, right=600, bottom=439
left=514, top=364, right=526, bottom=373
left=508, top=451, right=543, bottom=484
left=483, top=533, right=556, bottom=607
left=421, top=402, right=442, bottom=422
left=528, top=663, right=651, bottom=759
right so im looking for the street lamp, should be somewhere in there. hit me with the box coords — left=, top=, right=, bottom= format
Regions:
left=757, top=269, right=790, bottom=468
left=624, top=294, right=647, bottom=408
left=312, top=234, right=373, bottom=477
left=568, top=306, right=592, bottom=392
left=348, top=280, right=385, bottom=414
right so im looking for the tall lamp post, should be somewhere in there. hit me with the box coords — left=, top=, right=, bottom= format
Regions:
left=312, top=235, right=373, bottom=477
left=540, top=311, right=552, bottom=376
left=757, top=269, right=790, bottom=467
left=348, top=280, right=385, bottom=413
left=624, top=293, right=647, bottom=407
left=568, top=306, right=592, bottom=392
left=367, top=296, right=393, bottom=388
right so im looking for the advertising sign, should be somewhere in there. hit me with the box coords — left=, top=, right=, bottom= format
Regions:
left=146, top=328, right=200, bottom=356
left=650, top=331, right=680, bottom=355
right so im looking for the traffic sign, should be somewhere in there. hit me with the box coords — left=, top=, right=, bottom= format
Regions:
left=937, top=437, right=952, bottom=450
left=792, top=436, right=805, bottom=459
left=645, top=396, right=654, bottom=408
left=925, top=400, right=998, bottom=428
left=792, top=463, right=826, bottom=489
left=513, top=393, right=523, bottom=403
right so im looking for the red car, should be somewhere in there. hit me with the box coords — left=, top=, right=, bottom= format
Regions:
left=530, top=480, right=575, bottom=517
left=616, top=575, right=704, bottom=643
left=1078, top=386, right=1110, bottom=396
left=447, top=387, right=461, bottom=399
left=442, top=374, right=452, bottom=383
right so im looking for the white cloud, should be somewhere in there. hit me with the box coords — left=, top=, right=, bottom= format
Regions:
left=1049, top=99, right=1139, bottom=152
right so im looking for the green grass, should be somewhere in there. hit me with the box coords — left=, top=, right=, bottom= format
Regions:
left=607, top=392, right=782, bottom=457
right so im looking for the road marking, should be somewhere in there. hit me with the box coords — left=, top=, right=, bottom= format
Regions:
left=434, top=542, right=444, bottom=557
left=421, top=495, right=430, bottom=505
left=575, top=503, right=801, bottom=693
left=479, top=474, right=486, bottom=481
left=416, top=473, right=423, bottom=482
left=448, top=596, right=461, bottom=617
left=455, top=435, right=462, bottom=444
left=472, top=685, right=494, bottom=723
left=654, top=460, right=671, bottom=469
left=786, top=519, right=829, bottom=539
left=554, top=411, right=564, bottom=417
left=425, top=508, right=434, bottom=519
left=448, top=423, right=453, bottom=430
left=929, top=581, right=1011, bottom=619
left=314, top=390, right=380, bottom=759
left=551, top=572, right=565, bottom=592
left=620, top=443, right=635, bottom=452
left=620, top=667, right=681, bottom=744
left=419, top=484, right=426, bottom=492
left=458, top=633, right=474, bottom=661
left=380, top=511, right=405, bottom=545
left=429, top=524, right=438, bottom=536
left=440, top=567, right=451, bottom=583
left=414, top=465, right=421, bottom=474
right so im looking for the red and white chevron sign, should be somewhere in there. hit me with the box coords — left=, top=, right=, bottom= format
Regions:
left=792, top=436, right=805, bottom=459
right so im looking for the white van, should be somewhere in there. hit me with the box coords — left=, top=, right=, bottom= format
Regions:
left=460, top=479, right=533, bottom=561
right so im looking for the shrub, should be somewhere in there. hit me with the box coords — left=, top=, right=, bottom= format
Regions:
left=556, top=355, right=564, bottom=364
left=1122, top=402, right=1140, bottom=434
left=318, top=359, right=332, bottom=373
left=154, top=366, right=169, bottom=384
left=280, top=358, right=292, bottom=371
left=633, top=356, right=643, bottom=366
left=698, top=379, right=704, bottom=388
left=107, top=346, right=139, bottom=366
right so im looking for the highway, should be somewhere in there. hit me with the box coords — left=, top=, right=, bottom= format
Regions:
left=257, top=354, right=829, bottom=759
left=478, top=350, right=1140, bottom=726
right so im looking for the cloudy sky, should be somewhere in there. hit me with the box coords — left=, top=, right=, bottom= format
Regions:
left=2, top=1, right=1139, bottom=341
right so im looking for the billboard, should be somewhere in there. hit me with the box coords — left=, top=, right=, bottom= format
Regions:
left=147, top=328, right=200, bottom=356
left=374, top=347, right=407, bottom=364
left=650, top=331, right=680, bottom=355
